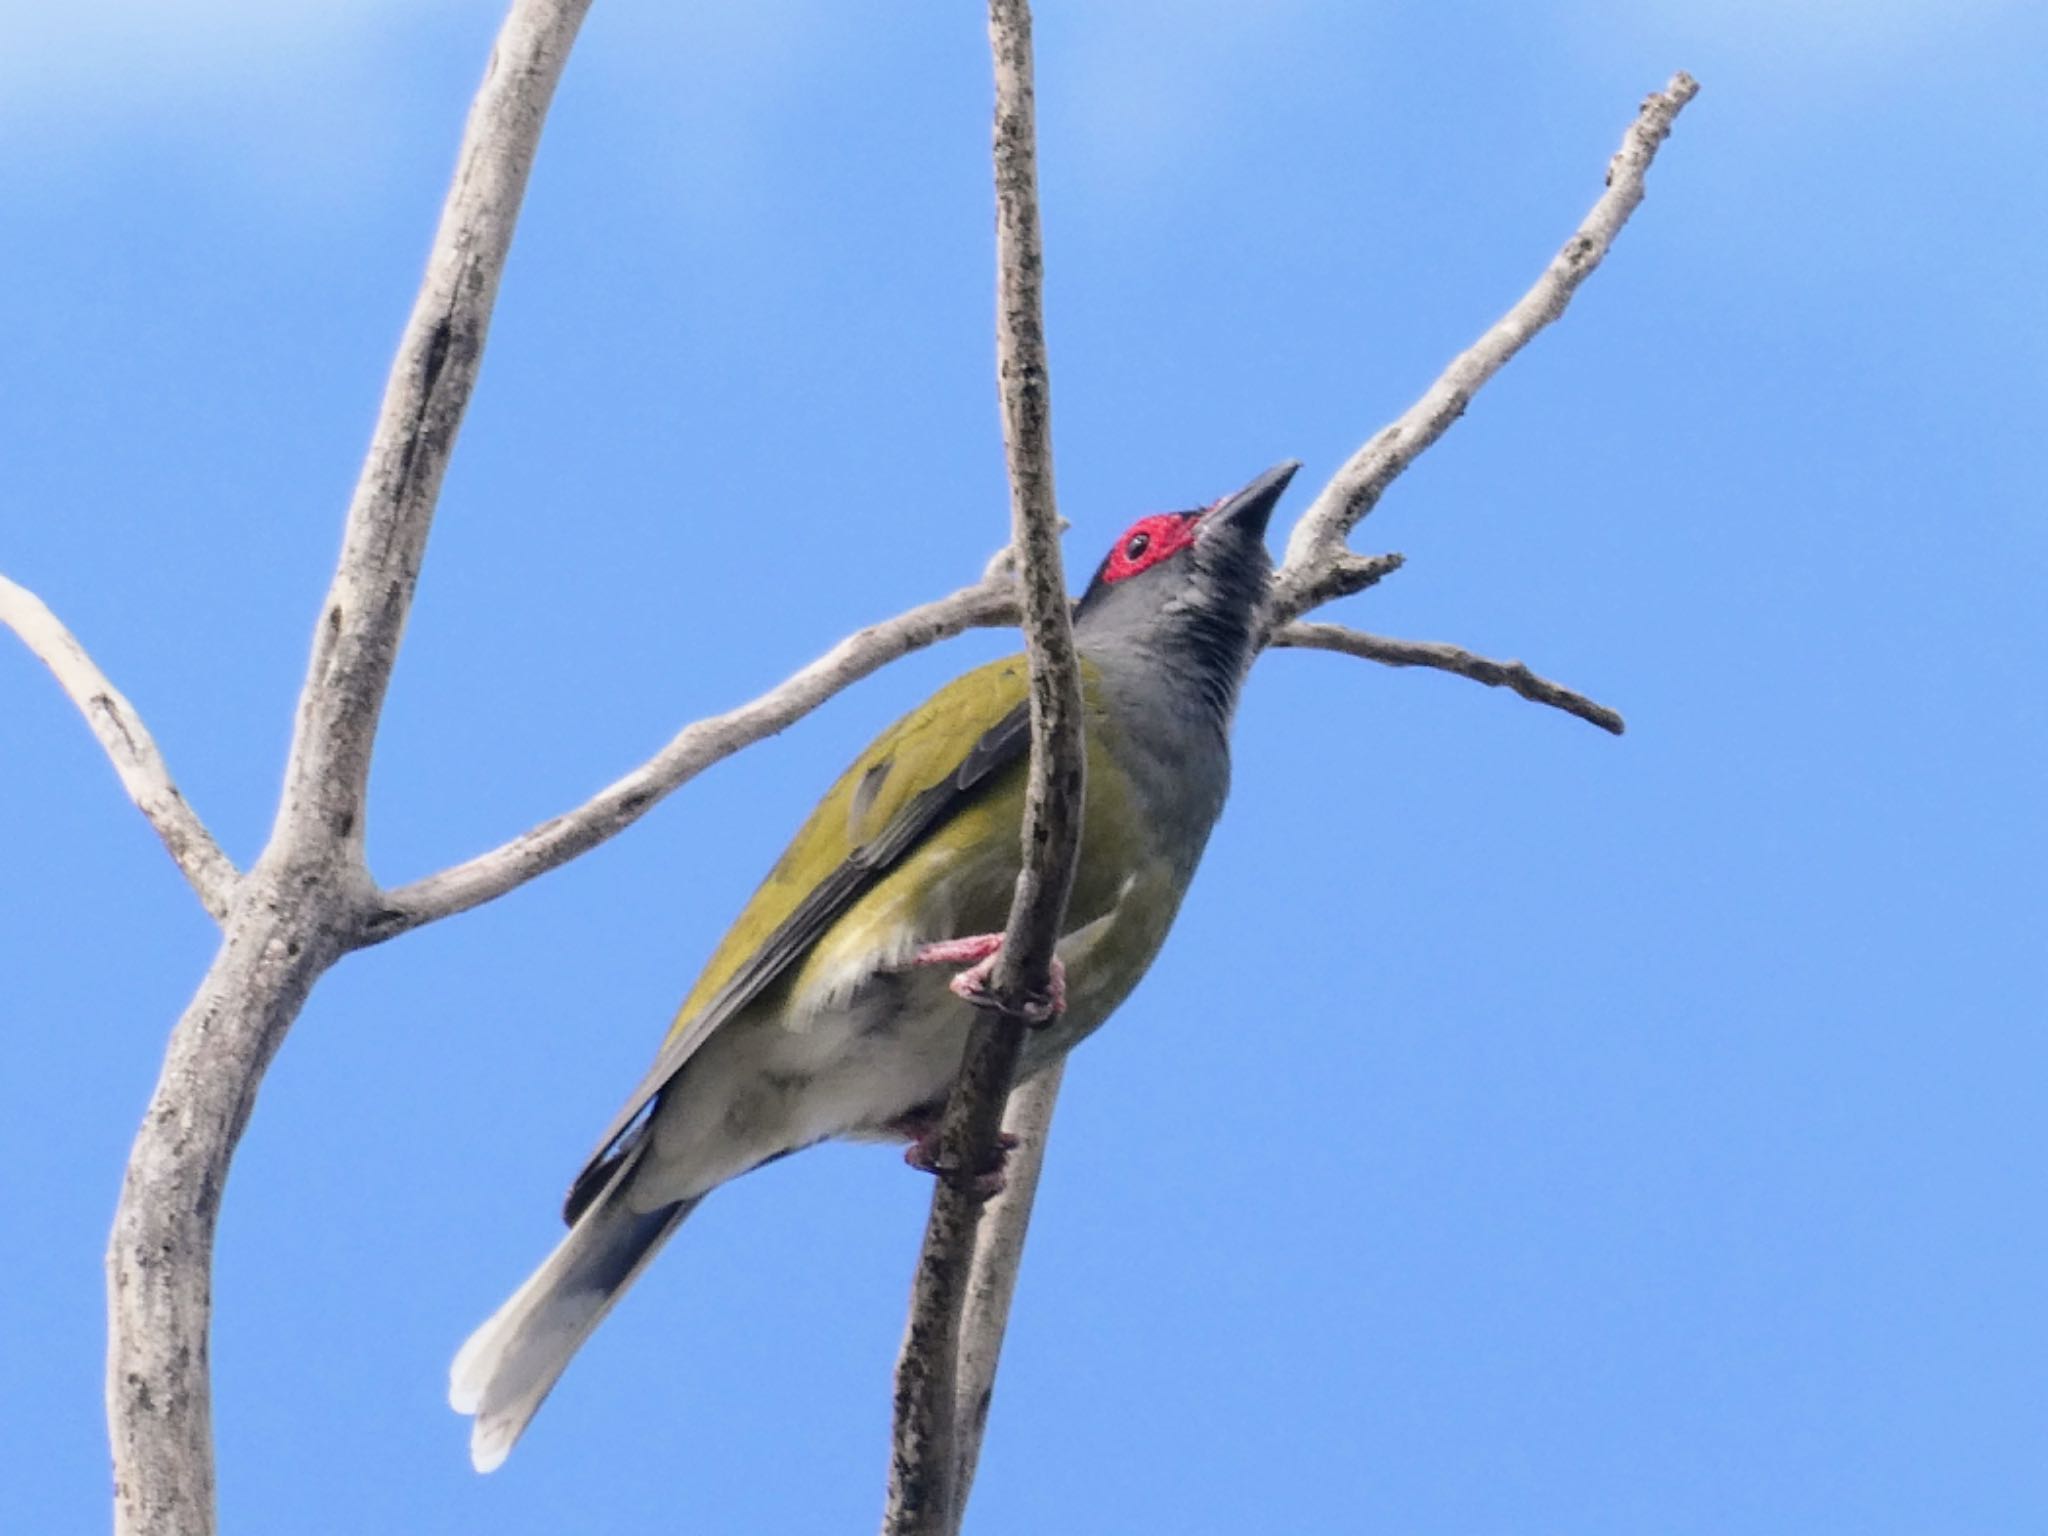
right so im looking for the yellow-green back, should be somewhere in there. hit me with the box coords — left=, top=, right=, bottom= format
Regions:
left=668, top=655, right=1036, bottom=1033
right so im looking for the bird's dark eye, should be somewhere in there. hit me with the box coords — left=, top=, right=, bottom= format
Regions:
left=1124, top=532, right=1151, bottom=561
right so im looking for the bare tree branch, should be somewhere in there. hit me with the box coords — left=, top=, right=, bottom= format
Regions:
left=878, top=65, right=1697, bottom=1536
left=304, top=0, right=599, bottom=884
left=885, top=4, right=1082, bottom=1532
left=1265, top=550, right=1406, bottom=629
left=50, top=3, right=1693, bottom=1523
left=103, top=6, right=593, bottom=1533
left=951, top=1061, right=1063, bottom=1514
left=371, top=575, right=1020, bottom=938
left=0, top=575, right=239, bottom=921
left=1272, top=621, right=1626, bottom=735
left=271, top=5, right=595, bottom=863
left=1267, top=70, right=1700, bottom=633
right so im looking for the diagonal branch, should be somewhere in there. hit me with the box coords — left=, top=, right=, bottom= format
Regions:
left=370, top=574, right=1019, bottom=939
left=885, top=4, right=1082, bottom=1532
left=1267, top=70, right=1700, bottom=633
left=1272, top=621, right=1625, bottom=735
left=271, top=0, right=597, bottom=862
left=1, top=575, right=239, bottom=921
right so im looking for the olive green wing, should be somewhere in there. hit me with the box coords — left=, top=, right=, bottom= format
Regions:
left=563, top=655, right=1036, bottom=1221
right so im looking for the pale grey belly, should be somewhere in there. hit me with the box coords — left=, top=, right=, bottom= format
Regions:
left=636, top=969, right=972, bottom=1207
left=632, top=963, right=1119, bottom=1210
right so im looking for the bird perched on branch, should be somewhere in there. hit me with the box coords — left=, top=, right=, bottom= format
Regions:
left=450, top=461, right=1299, bottom=1470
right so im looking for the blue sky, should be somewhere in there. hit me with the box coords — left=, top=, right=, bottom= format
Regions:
left=4, top=2, right=2044, bottom=1531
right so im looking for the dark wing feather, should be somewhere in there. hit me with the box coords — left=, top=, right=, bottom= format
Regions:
left=562, top=694, right=1032, bottom=1222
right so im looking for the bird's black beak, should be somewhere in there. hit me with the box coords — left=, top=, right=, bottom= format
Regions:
left=1199, top=460, right=1300, bottom=542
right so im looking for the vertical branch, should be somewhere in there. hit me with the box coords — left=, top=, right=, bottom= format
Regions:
left=980, top=0, right=1084, bottom=1016
left=950, top=1061, right=1064, bottom=1512
left=884, top=2, right=1082, bottom=1532
left=103, top=5, right=594, bottom=1534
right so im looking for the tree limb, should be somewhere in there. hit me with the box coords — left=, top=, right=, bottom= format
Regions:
left=271, top=1, right=596, bottom=863
left=1272, top=621, right=1625, bottom=735
left=370, top=574, right=1020, bottom=938
left=884, top=4, right=1082, bottom=1532
left=103, top=6, right=593, bottom=1534
left=1269, top=550, right=1406, bottom=624
left=1266, top=70, right=1700, bottom=633
left=0, top=574, right=239, bottom=921
left=950, top=1061, right=1063, bottom=1514
left=881, top=64, right=1697, bottom=1536
left=57, top=9, right=1694, bottom=1527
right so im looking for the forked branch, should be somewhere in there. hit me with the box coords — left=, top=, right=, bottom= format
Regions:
left=99, top=5, right=596, bottom=1535
left=0, top=4, right=1694, bottom=1531
left=367, top=76, right=1710, bottom=950
left=883, top=60, right=1697, bottom=1536
left=1267, top=70, right=1700, bottom=633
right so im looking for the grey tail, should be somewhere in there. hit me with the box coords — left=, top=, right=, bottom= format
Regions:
left=449, top=1149, right=696, bottom=1472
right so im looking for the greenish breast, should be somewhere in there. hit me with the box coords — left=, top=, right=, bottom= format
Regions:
left=668, top=653, right=1158, bottom=1040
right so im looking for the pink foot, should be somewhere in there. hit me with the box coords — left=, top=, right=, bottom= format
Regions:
left=896, top=1117, right=1020, bottom=1197
left=911, top=934, right=1066, bottom=1026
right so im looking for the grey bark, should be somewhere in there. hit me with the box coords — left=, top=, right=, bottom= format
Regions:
left=0, top=576, right=240, bottom=919
left=1272, top=622, right=1626, bottom=735
left=883, top=4, right=1083, bottom=1533
left=0, top=17, right=1695, bottom=1534
left=1268, top=72, right=1702, bottom=633
left=101, top=4, right=595, bottom=1531
left=883, top=66, right=1699, bottom=1536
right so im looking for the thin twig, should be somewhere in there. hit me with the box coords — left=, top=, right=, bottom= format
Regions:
left=1263, top=551, right=1405, bottom=632
left=371, top=576, right=1019, bottom=938
left=1268, top=71, right=1700, bottom=631
left=884, top=4, right=1082, bottom=1532
left=0, top=575, right=239, bottom=921
left=1272, top=621, right=1626, bottom=735
left=102, top=6, right=594, bottom=1534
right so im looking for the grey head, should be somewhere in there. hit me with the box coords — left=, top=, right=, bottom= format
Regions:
left=1071, top=461, right=1298, bottom=732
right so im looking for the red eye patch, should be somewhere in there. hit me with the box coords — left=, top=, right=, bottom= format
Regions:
left=1100, top=512, right=1199, bottom=584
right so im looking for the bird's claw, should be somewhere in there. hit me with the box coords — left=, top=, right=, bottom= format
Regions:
left=902, top=1128, right=1020, bottom=1198
left=912, top=934, right=1066, bottom=1027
